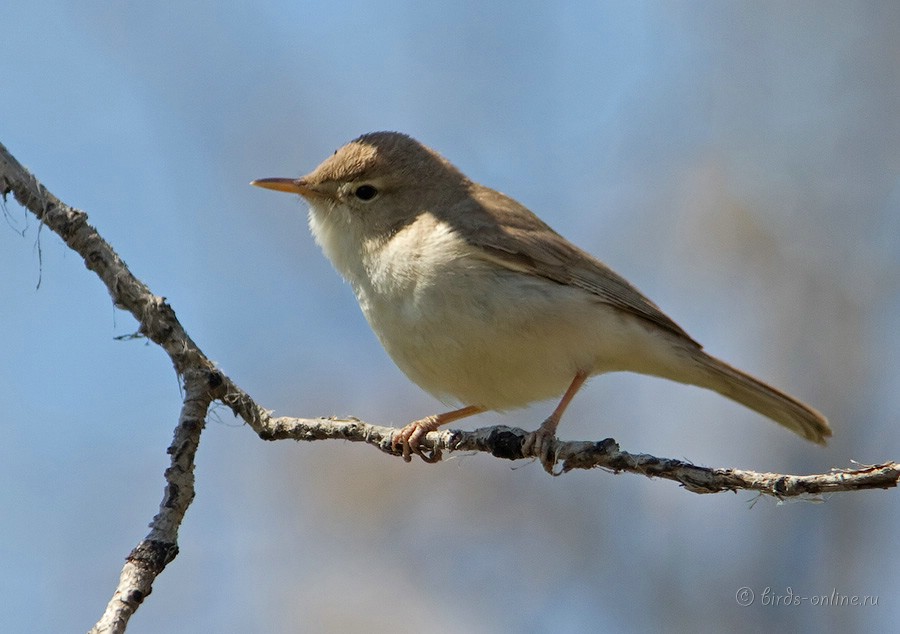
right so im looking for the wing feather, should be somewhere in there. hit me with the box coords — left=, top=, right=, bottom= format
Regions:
left=446, top=185, right=699, bottom=345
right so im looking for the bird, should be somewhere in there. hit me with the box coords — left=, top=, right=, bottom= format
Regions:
left=252, top=131, right=831, bottom=471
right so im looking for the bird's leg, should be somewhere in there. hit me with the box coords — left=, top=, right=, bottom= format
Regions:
left=392, top=405, right=485, bottom=463
left=522, top=370, right=590, bottom=473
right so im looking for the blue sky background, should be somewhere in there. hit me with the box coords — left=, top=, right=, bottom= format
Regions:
left=2, top=2, right=899, bottom=632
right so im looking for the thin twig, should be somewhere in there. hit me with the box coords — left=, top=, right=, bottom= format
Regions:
left=233, top=412, right=900, bottom=496
left=88, top=368, right=212, bottom=633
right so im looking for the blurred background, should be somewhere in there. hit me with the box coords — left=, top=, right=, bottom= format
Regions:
left=2, top=1, right=898, bottom=632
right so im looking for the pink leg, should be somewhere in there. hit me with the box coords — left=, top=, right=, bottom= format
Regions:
left=392, top=405, right=485, bottom=463
left=522, top=370, right=590, bottom=473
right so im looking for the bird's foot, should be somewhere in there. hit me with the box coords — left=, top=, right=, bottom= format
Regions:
left=522, top=420, right=560, bottom=474
left=390, top=406, right=484, bottom=464
left=391, top=416, right=443, bottom=464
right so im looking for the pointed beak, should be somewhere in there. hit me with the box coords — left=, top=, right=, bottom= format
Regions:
left=250, top=177, right=317, bottom=197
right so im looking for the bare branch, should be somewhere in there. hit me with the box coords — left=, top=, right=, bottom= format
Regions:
left=2, top=142, right=220, bottom=634
left=232, top=412, right=900, bottom=496
left=1, top=140, right=896, bottom=633
left=0, top=142, right=214, bottom=376
left=89, top=368, right=212, bottom=634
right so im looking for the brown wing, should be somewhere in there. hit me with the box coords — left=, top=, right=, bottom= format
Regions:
left=453, top=185, right=699, bottom=346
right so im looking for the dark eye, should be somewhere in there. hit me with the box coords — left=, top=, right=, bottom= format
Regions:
left=354, top=184, right=379, bottom=201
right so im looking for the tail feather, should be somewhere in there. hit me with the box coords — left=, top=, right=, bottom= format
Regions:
left=690, top=351, right=831, bottom=445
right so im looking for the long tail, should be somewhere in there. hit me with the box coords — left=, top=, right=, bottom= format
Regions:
left=689, top=350, right=831, bottom=444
